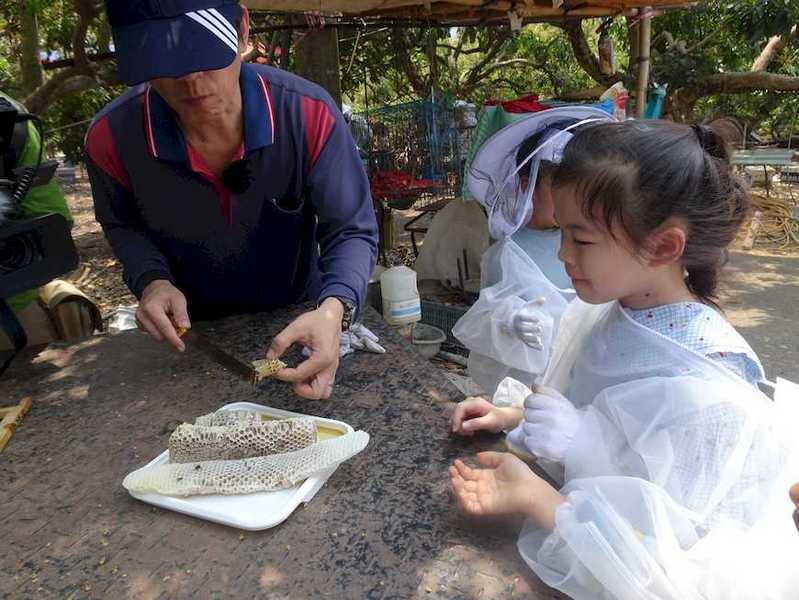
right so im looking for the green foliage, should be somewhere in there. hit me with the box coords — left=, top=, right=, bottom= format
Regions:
left=652, top=0, right=798, bottom=126
left=728, top=0, right=799, bottom=41
left=43, top=86, right=125, bottom=164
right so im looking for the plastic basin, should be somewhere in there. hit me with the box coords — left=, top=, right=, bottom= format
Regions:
left=412, top=323, right=446, bottom=359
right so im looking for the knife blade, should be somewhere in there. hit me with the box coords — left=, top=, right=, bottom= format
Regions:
left=180, top=328, right=257, bottom=385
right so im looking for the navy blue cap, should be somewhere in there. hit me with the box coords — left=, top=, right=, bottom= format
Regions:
left=105, top=1, right=242, bottom=85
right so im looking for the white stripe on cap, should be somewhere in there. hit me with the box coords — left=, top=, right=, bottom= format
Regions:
left=186, top=10, right=238, bottom=53
left=204, top=8, right=238, bottom=40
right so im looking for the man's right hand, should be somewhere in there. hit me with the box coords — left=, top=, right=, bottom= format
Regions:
left=449, top=396, right=523, bottom=436
left=136, top=280, right=190, bottom=352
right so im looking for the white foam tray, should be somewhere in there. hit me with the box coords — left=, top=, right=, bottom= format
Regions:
left=124, top=402, right=354, bottom=530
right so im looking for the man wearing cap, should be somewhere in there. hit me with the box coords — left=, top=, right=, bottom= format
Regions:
left=85, top=1, right=378, bottom=400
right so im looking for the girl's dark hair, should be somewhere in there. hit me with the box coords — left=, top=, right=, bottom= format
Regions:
left=551, top=120, right=750, bottom=305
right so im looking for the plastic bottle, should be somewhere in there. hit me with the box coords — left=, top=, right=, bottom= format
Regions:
left=380, top=266, right=421, bottom=326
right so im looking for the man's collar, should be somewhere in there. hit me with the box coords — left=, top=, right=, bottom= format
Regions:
left=143, top=63, right=276, bottom=162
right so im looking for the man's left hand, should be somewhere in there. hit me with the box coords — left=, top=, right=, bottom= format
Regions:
left=266, top=298, right=344, bottom=400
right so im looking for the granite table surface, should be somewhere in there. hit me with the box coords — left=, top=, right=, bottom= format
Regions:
left=1, top=307, right=565, bottom=599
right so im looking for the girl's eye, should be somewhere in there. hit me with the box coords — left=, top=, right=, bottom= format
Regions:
left=575, top=239, right=593, bottom=246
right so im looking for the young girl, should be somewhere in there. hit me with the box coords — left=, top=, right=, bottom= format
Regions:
left=449, top=121, right=799, bottom=598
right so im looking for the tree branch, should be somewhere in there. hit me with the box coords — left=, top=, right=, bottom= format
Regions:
left=20, top=0, right=103, bottom=113
left=460, top=29, right=511, bottom=92
left=751, top=25, right=798, bottom=72
left=693, top=71, right=799, bottom=96
left=23, top=69, right=98, bottom=114
left=671, top=71, right=799, bottom=122
left=554, top=86, right=606, bottom=101
left=559, top=20, right=617, bottom=88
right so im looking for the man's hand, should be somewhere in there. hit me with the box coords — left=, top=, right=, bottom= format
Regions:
left=267, top=298, right=343, bottom=400
left=449, top=452, right=566, bottom=529
left=449, top=397, right=522, bottom=436
left=136, top=280, right=190, bottom=352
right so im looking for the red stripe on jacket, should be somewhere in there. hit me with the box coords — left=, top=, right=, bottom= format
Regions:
left=300, top=96, right=336, bottom=169
left=85, top=116, right=132, bottom=190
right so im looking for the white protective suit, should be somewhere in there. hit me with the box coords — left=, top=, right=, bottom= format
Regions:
left=510, top=299, right=799, bottom=599
left=453, top=106, right=613, bottom=395
left=453, top=238, right=571, bottom=394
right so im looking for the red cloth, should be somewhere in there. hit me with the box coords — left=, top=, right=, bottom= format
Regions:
left=370, top=170, right=441, bottom=201
left=484, top=94, right=552, bottom=114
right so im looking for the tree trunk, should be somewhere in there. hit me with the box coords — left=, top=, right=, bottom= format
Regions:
left=279, top=29, right=292, bottom=69
left=634, top=9, right=652, bottom=118
left=18, top=0, right=44, bottom=95
left=294, top=27, right=343, bottom=107
left=390, top=30, right=427, bottom=98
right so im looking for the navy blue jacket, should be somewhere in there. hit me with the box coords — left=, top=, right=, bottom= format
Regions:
left=85, top=63, right=378, bottom=319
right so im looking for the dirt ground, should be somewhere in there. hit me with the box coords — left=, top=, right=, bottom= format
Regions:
left=63, top=173, right=798, bottom=382
left=721, top=250, right=799, bottom=381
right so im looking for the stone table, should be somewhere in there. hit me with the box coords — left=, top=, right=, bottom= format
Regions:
left=1, top=307, right=564, bottom=599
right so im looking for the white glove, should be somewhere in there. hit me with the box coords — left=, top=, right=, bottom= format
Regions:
left=492, top=377, right=532, bottom=409
left=304, top=322, right=386, bottom=358
left=504, top=297, right=546, bottom=350
left=343, top=322, right=386, bottom=354
left=519, top=385, right=581, bottom=463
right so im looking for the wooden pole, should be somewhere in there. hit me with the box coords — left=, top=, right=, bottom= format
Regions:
left=635, top=7, right=652, bottom=118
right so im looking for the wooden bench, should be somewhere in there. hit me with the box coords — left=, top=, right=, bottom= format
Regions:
left=730, top=148, right=798, bottom=194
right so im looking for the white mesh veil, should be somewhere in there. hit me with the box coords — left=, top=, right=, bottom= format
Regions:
left=466, top=106, right=614, bottom=240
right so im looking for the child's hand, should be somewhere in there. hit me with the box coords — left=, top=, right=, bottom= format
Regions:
left=449, top=452, right=567, bottom=529
left=449, top=397, right=521, bottom=436
left=790, top=482, right=799, bottom=531
left=449, top=452, right=538, bottom=516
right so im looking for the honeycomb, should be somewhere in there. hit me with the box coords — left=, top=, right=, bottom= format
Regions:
left=194, top=409, right=260, bottom=428
left=251, top=358, right=286, bottom=381
left=124, top=431, right=370, bottom=496
left=168, top=417, right=317, bottom=463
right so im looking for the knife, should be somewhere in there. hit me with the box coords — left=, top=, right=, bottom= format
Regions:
left=179, top=328, right=258, bottom=385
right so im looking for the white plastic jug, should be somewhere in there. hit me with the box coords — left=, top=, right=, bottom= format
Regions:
left=380, top=266, right=421, bottom=326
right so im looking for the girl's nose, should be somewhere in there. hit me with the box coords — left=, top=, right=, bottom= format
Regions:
left=558, top=240, right=572, bottom=265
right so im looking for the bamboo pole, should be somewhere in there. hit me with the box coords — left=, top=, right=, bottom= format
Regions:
left=0, top=397, right=32, bottom=453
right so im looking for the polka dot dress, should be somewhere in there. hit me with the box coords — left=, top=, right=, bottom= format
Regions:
left=624, top=302, right=765, bottom=387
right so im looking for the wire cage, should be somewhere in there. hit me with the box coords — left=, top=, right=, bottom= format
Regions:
left=357, top=99, right=468, bottom=211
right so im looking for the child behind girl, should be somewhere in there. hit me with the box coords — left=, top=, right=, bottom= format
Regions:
left=449, top=120, right=798, bottom=598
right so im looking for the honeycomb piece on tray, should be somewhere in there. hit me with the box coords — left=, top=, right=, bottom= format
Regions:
left=168, top=417, right=317, bottom=463
left=125, top=431, right=370, bottom=496
left=194, top=409, right=259, bottom=428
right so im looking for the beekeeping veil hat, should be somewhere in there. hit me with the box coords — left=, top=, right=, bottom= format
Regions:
left=466, top=106, right=614, bottom=240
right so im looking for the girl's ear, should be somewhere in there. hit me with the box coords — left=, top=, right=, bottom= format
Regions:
left=643, top=224, right=686, bottom=267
